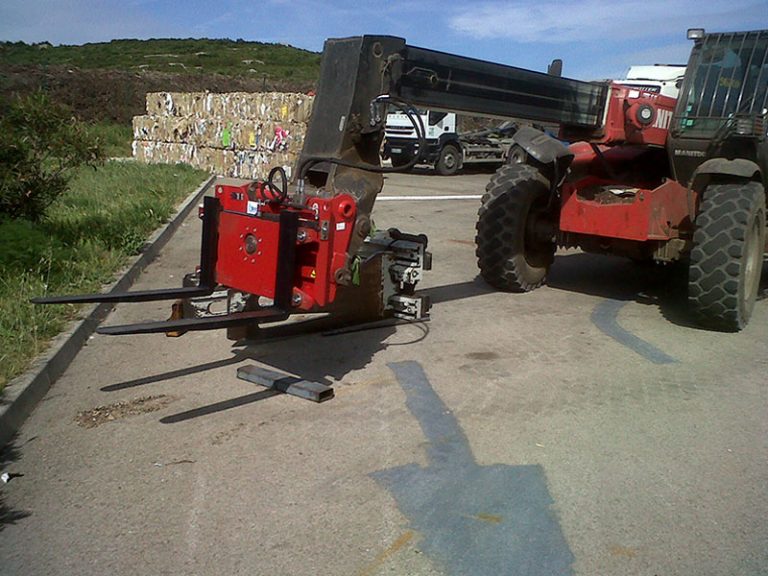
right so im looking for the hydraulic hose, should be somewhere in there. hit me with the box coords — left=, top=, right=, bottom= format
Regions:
left=296, top=95, right=426, bottom=181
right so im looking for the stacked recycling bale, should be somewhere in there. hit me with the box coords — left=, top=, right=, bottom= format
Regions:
left=132, top=92, right=314, bottom=179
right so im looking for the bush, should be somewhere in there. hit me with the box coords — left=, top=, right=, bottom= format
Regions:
left=0, top=93, right=103, bottom=221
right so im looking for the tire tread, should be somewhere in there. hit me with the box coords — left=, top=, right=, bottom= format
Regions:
left=688, top=182, right=765, bottom=331
left=475, top=164, right=553, bottom=291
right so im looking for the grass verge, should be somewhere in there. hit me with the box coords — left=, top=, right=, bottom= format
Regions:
left=0, top=161, right=208, bottom=393
left=86, top=122, right=133, bottom=157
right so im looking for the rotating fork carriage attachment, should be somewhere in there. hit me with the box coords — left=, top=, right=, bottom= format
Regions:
left=32, top=176, right=431, bottom=402
left=32, top=181, right=432, bottom=337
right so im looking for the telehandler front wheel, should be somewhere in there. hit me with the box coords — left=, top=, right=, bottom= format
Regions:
left=688, top=182, right=766, bottom=331
left=475, top=164, right=556, bottom=291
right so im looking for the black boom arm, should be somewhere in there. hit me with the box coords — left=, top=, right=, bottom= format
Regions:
left=297, top=35, right=607, bottom=262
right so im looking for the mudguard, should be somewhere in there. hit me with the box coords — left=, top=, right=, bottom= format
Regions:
left=692, top=158, right=762, bottom=186
left=510, top=125, right=574, bottom=166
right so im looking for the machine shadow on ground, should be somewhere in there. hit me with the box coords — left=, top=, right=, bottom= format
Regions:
left=237, top=316, right=409, bottom=385
left=550, top=252, right=768, bottom=329
left=424, top=276, right=496, bottom=305
left=100, top=316, right=413, bottom=422
left=99, top=252, right=766, bottom=419
left=548, top=252, right=700, bottom=328
left=0, top=436, right=31, bottom=532
left=373, top=361, right=574, bottom=575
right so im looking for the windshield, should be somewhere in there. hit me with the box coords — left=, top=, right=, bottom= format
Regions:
left=677, top=30, right=768, bottom=135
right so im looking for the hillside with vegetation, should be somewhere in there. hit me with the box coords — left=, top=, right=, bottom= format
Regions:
left=0, top=38, right=322, bottom=123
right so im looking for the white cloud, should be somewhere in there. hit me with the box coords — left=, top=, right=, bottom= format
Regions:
left=449, top=0, right=767, bottom=43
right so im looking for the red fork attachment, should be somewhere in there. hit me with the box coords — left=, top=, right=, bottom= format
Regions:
left=32, top=176, right=431, bottom=337
left=213, top=180, right=358, bottom=311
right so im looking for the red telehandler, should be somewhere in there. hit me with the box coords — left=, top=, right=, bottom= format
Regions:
left=477, top=28, right=767, bottom=332
left=34, top=28, right=767, bottom=347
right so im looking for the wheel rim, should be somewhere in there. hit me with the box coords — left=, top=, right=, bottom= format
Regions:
left=523, top=197, right=554, bottom=268
left=742, top=214, right=762, bottom=309
left=508, top=146, right=526, bottom=164
left=443, top=150, right=457, bottom=169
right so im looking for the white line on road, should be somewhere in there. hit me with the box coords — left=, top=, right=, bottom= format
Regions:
left=377, top=195, right=482, bottom=201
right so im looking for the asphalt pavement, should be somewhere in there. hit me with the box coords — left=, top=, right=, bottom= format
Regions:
left=1, top=171, right=766, bottom=576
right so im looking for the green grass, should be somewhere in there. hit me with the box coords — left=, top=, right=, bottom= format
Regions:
left=0, top=38, right=321, bottom=83
left=87, top=122, right=133, bottom=157
left=0, top=161, right=208, bottom=392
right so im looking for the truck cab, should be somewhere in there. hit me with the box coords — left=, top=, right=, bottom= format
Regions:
left=383, top=109, right=457, bottom=169
left=383, top=110, right=520, bottom=175
left=617, top=64, right=686, bottom=99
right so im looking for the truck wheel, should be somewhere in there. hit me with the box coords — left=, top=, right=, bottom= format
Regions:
left=475, top=164, right=556, bottom=291
left=436, top=144, right=461, bottom=176
left=390, top=153, right=411, bottom=169
left=506, top=144, right=528, bottom=165
left=688, top=182, right=766, bottom=331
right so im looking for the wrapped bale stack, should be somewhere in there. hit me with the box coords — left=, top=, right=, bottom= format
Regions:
left=132, top=92, right=314, bottom=179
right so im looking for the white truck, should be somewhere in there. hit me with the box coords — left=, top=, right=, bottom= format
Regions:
left=383, top=110, right=519, bottom=175
left=617, top=64, right=686, bottom=98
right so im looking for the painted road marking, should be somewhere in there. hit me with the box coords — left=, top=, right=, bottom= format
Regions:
left=591, top=299, right=677, bottom=364
left=372, top=361, right=574, bottom=576
left=377, top=195, right=482, bottom=201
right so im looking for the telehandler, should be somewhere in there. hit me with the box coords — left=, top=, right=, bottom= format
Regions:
left=34, top=28, right=767, bottom=341
left=477, top=28, right=767, bottom=332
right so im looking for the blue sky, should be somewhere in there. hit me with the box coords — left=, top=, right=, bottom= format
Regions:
left=1, top=0, right=766, bottom=80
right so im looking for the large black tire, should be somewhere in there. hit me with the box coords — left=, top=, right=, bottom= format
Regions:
left=688, top=182, right=766, bottom=331
left=390, top=153, right=411, bottom=169
left=475, top=164, right=556, bottom=291
left=436, top=144, right=461, bottom=176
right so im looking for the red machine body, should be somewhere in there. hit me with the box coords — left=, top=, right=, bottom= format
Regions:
left=595, top=83, right=676, bottom=146
left=213, top=181, right=357, bottom=310
left=559, top=177, right=692, bottom=242
left=557, top=85, right=691, bottom=245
